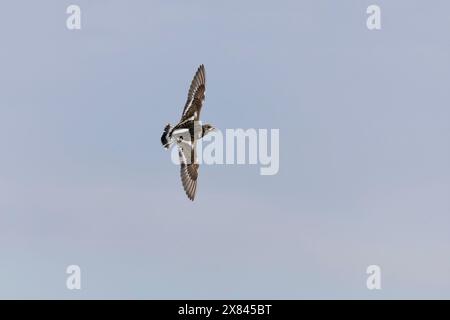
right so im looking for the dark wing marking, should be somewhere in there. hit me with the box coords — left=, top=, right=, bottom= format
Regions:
left=180, top=65, right=206, bottom=122
left=178, top=143, right=199, bottom=201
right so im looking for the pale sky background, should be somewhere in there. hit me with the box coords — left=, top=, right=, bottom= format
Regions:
left=0, top=0, right=449, bottom=299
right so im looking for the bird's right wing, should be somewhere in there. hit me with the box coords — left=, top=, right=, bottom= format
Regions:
left=180, top=65, right=206, bottom=122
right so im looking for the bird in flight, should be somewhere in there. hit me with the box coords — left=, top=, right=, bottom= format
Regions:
left=161, top=65, right=215, bottom=201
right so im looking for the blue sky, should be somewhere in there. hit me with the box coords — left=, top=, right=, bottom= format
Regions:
left=0, top=0, right=449, bottom=298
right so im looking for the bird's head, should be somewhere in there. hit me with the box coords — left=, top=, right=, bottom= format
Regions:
left=202, top=124, right=216, bottom=136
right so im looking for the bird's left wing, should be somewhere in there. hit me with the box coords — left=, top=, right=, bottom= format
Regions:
left=178, top=141, right=199, bottom=201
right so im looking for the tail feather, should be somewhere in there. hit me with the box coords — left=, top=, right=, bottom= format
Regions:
left=161, top=124, right=173, bottom=149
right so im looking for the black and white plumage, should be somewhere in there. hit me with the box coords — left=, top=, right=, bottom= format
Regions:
left=161, top=65, right=215, bottom=201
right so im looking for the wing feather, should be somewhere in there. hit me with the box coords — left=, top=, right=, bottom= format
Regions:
left=181, top=65, right=206, bottom=122
left=178, top=145, right=199, bottom=201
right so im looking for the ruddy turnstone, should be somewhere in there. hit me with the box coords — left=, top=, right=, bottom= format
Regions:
left=161, top=65, right=215, bottom=201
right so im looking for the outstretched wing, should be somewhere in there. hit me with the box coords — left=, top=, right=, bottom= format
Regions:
left=178, top=142, right=199, bottom=201
left=180, top=65, right=206, bottom=122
